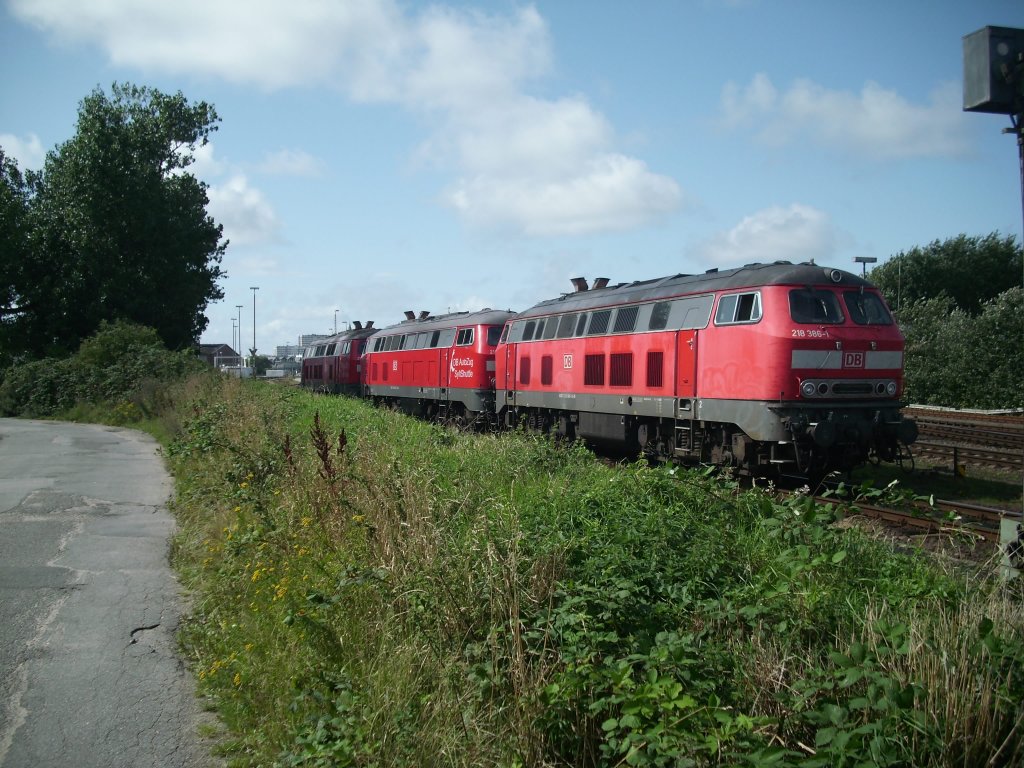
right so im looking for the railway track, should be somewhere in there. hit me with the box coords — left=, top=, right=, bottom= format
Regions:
left=901, top=407, right=1024, bottom=474
left=812, top=492, right=1024, bottom=576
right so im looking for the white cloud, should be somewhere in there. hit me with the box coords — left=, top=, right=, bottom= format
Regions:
left=448, top=154, right=682, bottom=236
left=0, top=132, right=46, bottom=170
left=10, top=0, right=682, bottom=236
left=257, top=149, right=323, bottom=177
left=185, top=142, right=227, bottom=180
left=719, top=74, right=969, bottom=159
left=206, top=174, right=282, bottom=246
left=693, top=204, right=838, bottom=265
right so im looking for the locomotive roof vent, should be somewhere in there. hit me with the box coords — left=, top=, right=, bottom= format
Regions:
left=365, top=321, right=374, bottom=328
left=353, top=321, right=362, bottom=329
left=706, top=268, right=718, bottom=274
left=418, top=311, right=431, bottom=319
left=593, top=277, right=610, bottom=289
left=570, top=277, right=589, bottom=292
left=404, top=311, right=416, bottom=320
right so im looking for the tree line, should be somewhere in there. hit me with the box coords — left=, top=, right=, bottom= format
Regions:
left=1, top=83, right=225, bottom=367
left=869, top=233, right=1023, bottom=410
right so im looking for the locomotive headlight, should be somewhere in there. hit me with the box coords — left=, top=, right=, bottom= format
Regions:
left=800, top=380, right=817, bottom=398
left=886, top=381, right=897, bottom=396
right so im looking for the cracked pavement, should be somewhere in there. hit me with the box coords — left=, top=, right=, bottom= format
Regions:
left=0, top=419, right=217, bottom=768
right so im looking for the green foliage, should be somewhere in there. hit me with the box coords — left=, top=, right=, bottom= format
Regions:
left=870, top=232, right=1022, bottom=315
left=0, top=320, right=202, bottom=417
left=0, top=149, right=31, bottom=366
left=897, top=288, right=1023, bottom=408
left=3, top=82, right=225, bottom=359
left=863, top=232, right=1023, bottom=408
left=165, top=379, right=1024, bottom=768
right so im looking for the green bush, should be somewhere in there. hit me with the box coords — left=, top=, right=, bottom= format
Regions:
left=0, top=319, right=202, bottom=418
left=166, top=378, right=1024, bottom=767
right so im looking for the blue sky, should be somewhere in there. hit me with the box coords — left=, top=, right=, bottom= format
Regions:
left=2, top=0, right=1022, bottom=353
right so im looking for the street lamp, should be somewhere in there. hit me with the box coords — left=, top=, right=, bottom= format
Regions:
left=853, top=256, right=877, bottom=277
left=236, top=305, right=243, bottom=367
left=250, top=286, right=259, bottom=361
left=231, top=319, right=237, bottom=366
left=334, top=309, right=339, bottom=335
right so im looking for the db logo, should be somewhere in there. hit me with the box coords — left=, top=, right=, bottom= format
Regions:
left=563, top=354, right=573, bottom=369
left=842, top=352, right=865, bottom=369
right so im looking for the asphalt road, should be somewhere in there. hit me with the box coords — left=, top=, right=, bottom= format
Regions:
left=0, top=419, right=216, bottom=768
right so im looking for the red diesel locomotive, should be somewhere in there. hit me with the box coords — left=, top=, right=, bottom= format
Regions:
left=362, top=308, right=516, bottom=425
left=300, top=322, right=377, bottom=395
left=495, top=262, right=917, bottom=477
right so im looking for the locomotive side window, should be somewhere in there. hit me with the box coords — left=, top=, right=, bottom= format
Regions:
left=715, top=292, right=762, bottom=325
left=613, top=305, right=639, bottom=333
left=677, top=294, right=715, bottom=330
left=649, top=302, right=671, bottom=330
left=456, top=328, right=474, bottom=346
left=843, top=291, right=893, bottom=325
left=522, top=320, right=536, bottom=341
left=499, top=324, right=510, bottom=344
left=519, top=357, right=531, bottom=385
left=488, top=326, right=503, bottom=346
left=556, top=314, right=576, bottom=338
left=429, top=330, right=441, bottom=348
left=437, top=329, right=457, bottom=347
left=574, top=313, right=589, bottom=336
left=541, top=356, right=553, bottom=385
left=542, top=317, right=559, bottom=340
left=587, top=310, right=611, bottom=335
left=534, top=319, right=547, bottom=339
left=789, top=289, right=843, bottom=324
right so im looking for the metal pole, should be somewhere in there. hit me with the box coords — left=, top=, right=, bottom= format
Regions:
left=236, top=305, right=243, bottom=367
left=250, top=287, right=259, bottom=359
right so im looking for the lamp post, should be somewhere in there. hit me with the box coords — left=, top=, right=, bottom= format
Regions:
left=334, top=309, right=339, bottom=335
left=232, top=319, right=237, bottom=366
left=250, top=287, right=259, bottom=363
left=236, top=305, right=243, bottom=368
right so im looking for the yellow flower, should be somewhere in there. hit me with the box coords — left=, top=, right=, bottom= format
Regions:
left=233, top=672, right=241, bottom=686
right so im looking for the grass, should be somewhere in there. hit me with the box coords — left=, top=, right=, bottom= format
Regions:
left=849, top=459, right=1023, bottom=511
left=158, top=374, right=1024, bottom=767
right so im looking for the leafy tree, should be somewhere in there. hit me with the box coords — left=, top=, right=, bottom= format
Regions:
left=0, top=150, right=31, bottom=366
left=899, top=289, right=1023, bottom=409
left=8, top=83, right=226, bottom=359
left=869, top=232, right=1022, bottom=314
